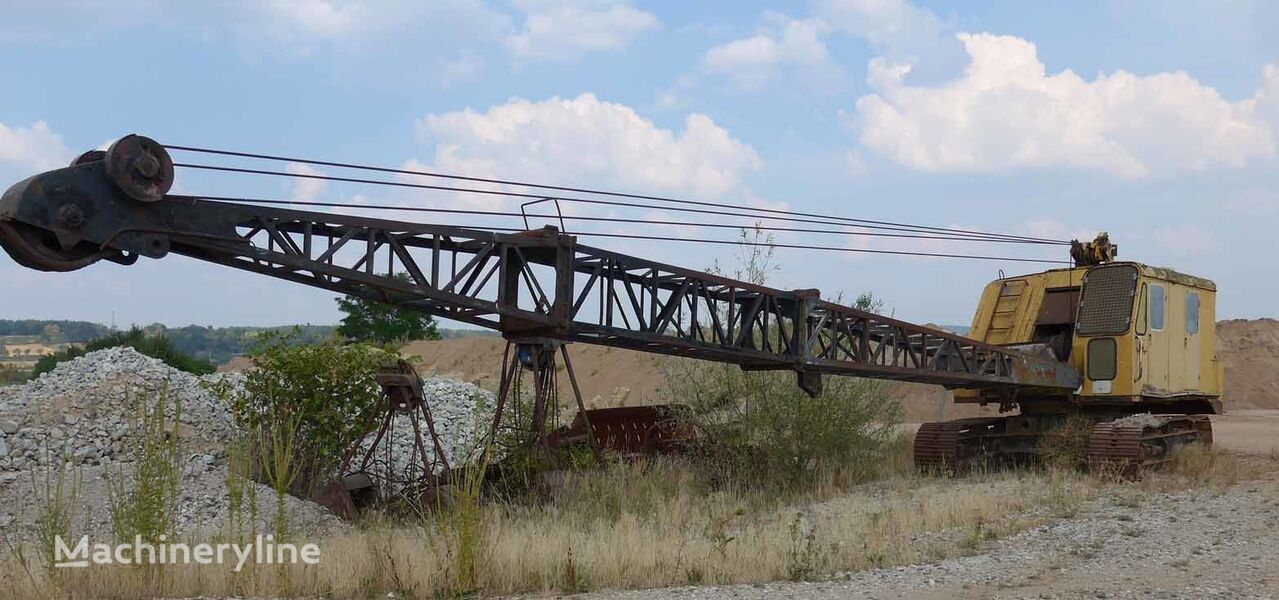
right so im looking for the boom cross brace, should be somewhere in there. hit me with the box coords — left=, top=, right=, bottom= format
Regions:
left=0, top=135, right=1081, bottom=397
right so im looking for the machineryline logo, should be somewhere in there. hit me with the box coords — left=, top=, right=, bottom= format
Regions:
left=53, top=535, right=320, bottom=571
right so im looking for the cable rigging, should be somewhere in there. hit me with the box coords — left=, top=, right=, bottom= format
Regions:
left=161, top=145, right=1073, bottom=265
left=165, top=144, right=1069, bottom=245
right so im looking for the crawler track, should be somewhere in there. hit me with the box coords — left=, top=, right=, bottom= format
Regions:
left=1087, top=415, right=1213, bottom=475
left=915, top=414, right=1214, bottom=475
left=913, top=417, right=1003, bottom=473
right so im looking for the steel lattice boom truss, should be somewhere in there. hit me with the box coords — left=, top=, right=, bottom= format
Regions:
left=0, top=142, right=1080, bottom=396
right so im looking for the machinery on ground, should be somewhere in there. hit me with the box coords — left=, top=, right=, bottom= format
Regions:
left=917, top=238, right=1221, bottom=473
left=0, top=135, right=1220, bottom=478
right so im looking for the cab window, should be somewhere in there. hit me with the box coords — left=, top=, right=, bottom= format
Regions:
left=1135, top=283, right=1148, bottom=335
left=1149, top=284, right=1166, bottom=331
left=1186, top=291, right=1200, bottom=334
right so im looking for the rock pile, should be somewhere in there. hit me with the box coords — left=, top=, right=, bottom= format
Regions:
left=0, top=346, right=505, bottom=537
left=0, top=347, right=238, bottom=473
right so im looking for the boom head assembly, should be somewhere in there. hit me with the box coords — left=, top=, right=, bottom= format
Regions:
left=0, top=134, right=175, bottom=272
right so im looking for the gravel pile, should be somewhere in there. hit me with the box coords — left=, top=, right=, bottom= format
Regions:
left=0, top=346, right=503, bottom=538
left=0, top=347, right=341, bottom=538
left=0, top=347, right=238, bottom=473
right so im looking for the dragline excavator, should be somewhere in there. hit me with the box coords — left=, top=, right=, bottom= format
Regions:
left=0, top=135, right=1222, bottom=473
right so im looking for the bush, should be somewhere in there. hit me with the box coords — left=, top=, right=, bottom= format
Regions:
left=227, top=332, right=397, bottom=498
left=32, top=327, right=215, bottom=377
left=667, top=362, right=899, bottom=493
left=669, top=226, right=901, bottom=493
left=0, top=364, right=28, bottom=385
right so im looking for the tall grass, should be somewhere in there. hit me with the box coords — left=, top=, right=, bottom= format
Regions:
left=107, top=391, right=183, bottom=544
left=0, top=443, right=1264, bottom=598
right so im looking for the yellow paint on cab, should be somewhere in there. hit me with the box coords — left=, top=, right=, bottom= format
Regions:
left=957, top=262, right=1222, bottom=412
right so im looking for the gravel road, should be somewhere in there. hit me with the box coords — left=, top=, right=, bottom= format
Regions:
left=574, top=464, right=1279, bottom=600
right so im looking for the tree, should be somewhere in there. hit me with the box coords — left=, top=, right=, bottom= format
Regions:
left=336, top=274, right=441, bottom=344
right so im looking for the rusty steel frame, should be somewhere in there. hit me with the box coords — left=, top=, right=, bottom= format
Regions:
left=0, top=159, right=1080, bottom=395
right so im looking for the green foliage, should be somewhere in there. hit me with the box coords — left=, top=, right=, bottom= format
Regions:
left=0, top=364, right=28, bottom=385
left=227, top=332, right=397, bottom=497
left=336, top=274, right=440, bottom=345
left=107, top=391, right=182, bottom=544
left=32, top=328, right=215, bottom=377
left=148, top=324, right=337, bottom=364
left=32, top=448, right=82, bottom=578
left=669, top=363, right=899, bottom=492
left=673, top=225, right=900, bottom=493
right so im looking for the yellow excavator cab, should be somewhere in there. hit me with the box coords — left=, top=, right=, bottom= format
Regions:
left=960, top=261, right=1222, bottom=415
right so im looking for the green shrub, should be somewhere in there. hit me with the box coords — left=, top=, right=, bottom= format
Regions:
left=670, top=225, right=901, bottom=493
left=0, top=364, right=29, bottom=385
left=32, top=327, right=215, bottom=377
left=667, top=362, right=899, bottom=493
left=227, top=331, right=397, bottom=498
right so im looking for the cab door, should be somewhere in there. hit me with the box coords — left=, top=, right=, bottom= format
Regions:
left=1182, top=289, right=1202, bottom=390
left=1145, top=282, right=1170, bottom=393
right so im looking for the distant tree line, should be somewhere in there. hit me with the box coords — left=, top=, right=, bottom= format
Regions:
left=139, top=324, right=338, bottom=364
left=0, top=319, right=111, bottom=343
left=33, top=328, right=217, bottom=377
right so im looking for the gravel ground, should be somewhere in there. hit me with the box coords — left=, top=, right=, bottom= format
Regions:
left=572, top=471, right=1279, bottom=600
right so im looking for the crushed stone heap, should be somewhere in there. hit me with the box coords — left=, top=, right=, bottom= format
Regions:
left=0, top=346, right=239, bottom=473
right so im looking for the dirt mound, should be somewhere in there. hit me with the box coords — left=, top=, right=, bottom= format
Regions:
left=1217, top=318, right=1279, bottom=410
left=401, top=337, right=673, bottom=408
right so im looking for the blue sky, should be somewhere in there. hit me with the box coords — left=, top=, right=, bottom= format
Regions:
left=2, top=0, right=1276, bottom=329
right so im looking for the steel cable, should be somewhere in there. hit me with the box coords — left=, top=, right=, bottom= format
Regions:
left=173, top=161, right=1070, bottom=246
left=166, top=144, right=1069, bottom=245
left=190, top=195, right=1071, bottom=264
left=184, top=195, right=1063, bottom=245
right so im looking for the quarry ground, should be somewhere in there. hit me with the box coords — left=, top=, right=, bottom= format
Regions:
left=571, top=412, right=1279, bottom=600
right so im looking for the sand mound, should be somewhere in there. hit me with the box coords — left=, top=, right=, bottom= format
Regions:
left=396, top=338, right=995, bottom=422
left=1217, top=318, right=1279, bottom=410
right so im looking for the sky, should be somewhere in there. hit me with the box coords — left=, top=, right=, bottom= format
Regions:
left=1, top=0, right=1277, bottom=330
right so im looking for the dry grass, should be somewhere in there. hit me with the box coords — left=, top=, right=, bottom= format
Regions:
left=1, top=435, right=1267, bottom=598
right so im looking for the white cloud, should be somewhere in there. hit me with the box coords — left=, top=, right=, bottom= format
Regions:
left=815, top=0, right=954, bottom=54
left=0, top=121, right=70, bottom=173
left=701, top=17, right=837, bottom=91
left=242, top=0, right=509, bottom=62
left=261, top=0, right=362, bottom=37
left=284, top=163, right=326, bottom=202
left=437, top=50, right=487, bottom=87
left=853, top=33, right=1279, bottom=177
left=507, top=0, right=659, bottom=63
left=414, top=93, right=760, bottom=201
left=1227, top=187, right=1279, bottom=216
left=1150, top=225, right=1216, bottom=255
